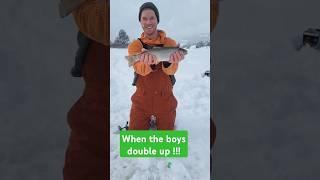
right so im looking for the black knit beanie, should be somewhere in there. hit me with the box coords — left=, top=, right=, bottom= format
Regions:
left=139, top=2, right=159, bottom=23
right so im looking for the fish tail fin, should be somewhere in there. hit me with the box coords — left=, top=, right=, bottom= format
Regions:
left=125, top=55, right=137, bottom=67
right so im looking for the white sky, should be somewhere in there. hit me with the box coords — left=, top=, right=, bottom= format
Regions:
left=110, top=0, right=210, bottom=43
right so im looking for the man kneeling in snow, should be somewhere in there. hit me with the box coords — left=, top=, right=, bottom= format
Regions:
left=128, top=2, right=184, bottom=130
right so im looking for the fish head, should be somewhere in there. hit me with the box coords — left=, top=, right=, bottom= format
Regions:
left=178, top=48, right=188, bottom=55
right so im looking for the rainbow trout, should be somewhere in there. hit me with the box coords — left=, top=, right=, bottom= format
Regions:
left=125, top=47, right=188, bottom=67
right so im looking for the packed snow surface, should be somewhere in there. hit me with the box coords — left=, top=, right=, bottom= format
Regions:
left=110, top=47, right=210, bottom=180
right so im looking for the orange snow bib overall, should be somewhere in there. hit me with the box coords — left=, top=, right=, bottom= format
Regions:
left=63, top=41, right=107, bottom=180
left=63, top=1, right=108, bottom=179
left=129, top=62, right=178, bottom=130
left=128, top=31, right=178, bottom=130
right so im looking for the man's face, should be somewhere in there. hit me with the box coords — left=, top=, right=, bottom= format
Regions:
left=140, top=9, right=158, bottom=37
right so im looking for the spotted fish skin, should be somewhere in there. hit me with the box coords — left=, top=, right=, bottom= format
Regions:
left=125, top=47, right=188, bottom=67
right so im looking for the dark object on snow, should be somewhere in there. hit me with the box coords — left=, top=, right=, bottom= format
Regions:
left=119, top=115, right=156, bottom=131
left=292, top=28, right=320, bottom=51
left=202, top=70, right=210, bottom=78
left=118, top=121, right=129, bottom=131
left=303, top=28, right=320, bottom=48
left=71, top=31, right=92, bottom=77
left=149, top=115, right=157, bottom=130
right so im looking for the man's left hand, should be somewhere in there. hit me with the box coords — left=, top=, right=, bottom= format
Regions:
left=169, top=50, right=185, bottom=63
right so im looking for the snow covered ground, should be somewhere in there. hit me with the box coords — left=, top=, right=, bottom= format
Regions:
left=110, top=47, right=210, bottom=180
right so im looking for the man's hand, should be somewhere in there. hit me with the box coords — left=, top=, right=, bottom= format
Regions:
left=169, top=50, right=185, bottom=63
left=139, top=48, right=158, bottom=65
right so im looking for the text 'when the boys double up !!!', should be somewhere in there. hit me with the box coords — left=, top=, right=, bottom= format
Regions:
left=120, top=131, right=188, bottom=157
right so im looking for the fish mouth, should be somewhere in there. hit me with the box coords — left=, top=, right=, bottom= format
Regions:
left=179, top=48, right=188, bottom=55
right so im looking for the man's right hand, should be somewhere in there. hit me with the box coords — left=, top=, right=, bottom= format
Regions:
left=139, top=48, right=157, bottom=65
